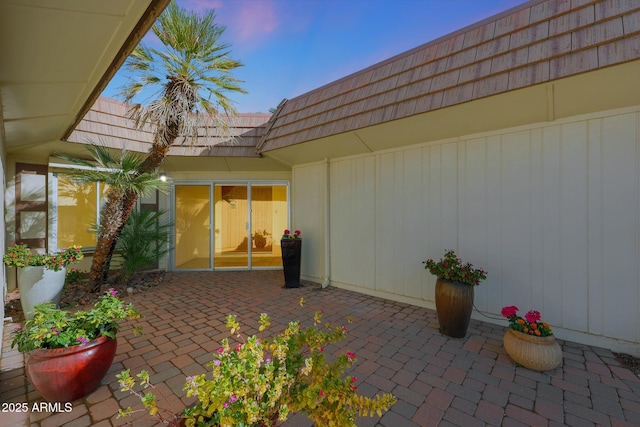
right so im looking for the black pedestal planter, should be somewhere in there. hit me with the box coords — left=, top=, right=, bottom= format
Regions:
left=281, top=239, right=301, bottom=288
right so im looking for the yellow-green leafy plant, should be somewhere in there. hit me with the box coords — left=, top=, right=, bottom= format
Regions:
left=3, top=242, right=84, bottom=271
left=11, top=289, right=140, bottom=352
left=118, top=300, right=396, bottom=426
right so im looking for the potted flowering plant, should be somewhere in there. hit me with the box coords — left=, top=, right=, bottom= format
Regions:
left=281, top=229, right=301, bottom=240
left=11, top=288, right=140, bottom=402
left=281, top=229, right=301, bottom=288
left=501, top=305, right=562, bottom=371
left=4, top=242, right=84, bottom=271
left=423, top=249, right=487, bottom=337
left=423, top=249, right=486, bottom=286
left=501, top=306, right=552, bottom=337
left=118, top=304, right=396, bottom=426
left=4, top=242, right=85, bottom=319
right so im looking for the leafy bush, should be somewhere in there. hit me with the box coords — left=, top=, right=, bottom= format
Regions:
left=116, top=209, right=171, bottom=282
left=118, top=302, right=396, bottom=426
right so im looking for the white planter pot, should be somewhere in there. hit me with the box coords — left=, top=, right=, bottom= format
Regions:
left=18, top=266, right=66, bottom=320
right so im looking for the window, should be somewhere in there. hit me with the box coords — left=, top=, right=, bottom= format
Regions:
left=54, top=174, right=107, bottom=249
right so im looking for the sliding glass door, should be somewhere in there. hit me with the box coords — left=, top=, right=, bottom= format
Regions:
left=250, top=185, right=288, bottom=267
left=175, top=185, right=211, bottom=269
left=173, top=182, right=288, bottom=270
left=213, top=184, right=248, bottom=268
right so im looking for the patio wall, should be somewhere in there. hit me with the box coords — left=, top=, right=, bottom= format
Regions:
left=0, top=112, right=5, bottom=354
left=294, top=104, right=640, bottom=356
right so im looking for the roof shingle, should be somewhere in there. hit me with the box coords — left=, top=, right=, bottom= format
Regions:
left=258, top=0, right=640, bottom=153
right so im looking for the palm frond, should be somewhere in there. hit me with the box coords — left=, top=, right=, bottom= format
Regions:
left=53, top=144, right=167, bottom=196
left=117, top=0, right=245, bottom=146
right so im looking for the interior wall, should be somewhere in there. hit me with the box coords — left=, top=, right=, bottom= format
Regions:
left=294, top=105, right=640, bottom=355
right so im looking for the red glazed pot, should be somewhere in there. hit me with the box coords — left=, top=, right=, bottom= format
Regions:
left=26, top=335, right=117, bottom=402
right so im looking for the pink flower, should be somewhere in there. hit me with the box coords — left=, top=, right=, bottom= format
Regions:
left=235, top=343, right=242, bottom=352
left=346, top=352, right=356, bottom=361
left=525, top=310, right=541, bottom=323
left=217, top=348, right=224, bottom=354
left=501, top=306, right=518, bottom=318
left=318, top=390, right=324, bottom=396
left=223, top=402, right=230, bottom=408
left=108, top=288, right=117, bottom=297
left=76, top=336, right=88, bottom=344
left=352, top=376, right=357, bottom=383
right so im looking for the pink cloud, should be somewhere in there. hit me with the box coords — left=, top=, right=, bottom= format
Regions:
left=181, top=0, right=280, bottom=47
left=232, top=1, right=278, bottom=41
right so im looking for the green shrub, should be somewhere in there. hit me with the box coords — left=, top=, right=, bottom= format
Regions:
left=116, top=209, right=171, bottom=282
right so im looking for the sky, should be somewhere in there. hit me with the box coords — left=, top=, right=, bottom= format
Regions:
left=102, top=0, right=529, bottom=114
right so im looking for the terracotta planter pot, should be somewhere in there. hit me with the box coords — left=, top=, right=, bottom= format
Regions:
left=435, top=278, right=474, bottom=338
left=18, top=266, right=66, bottom=320
left=281, top=239, right=301, bottom=288
left=503, top=329, right=563, bottom=371
left=26, top=335, right=117, bottom=402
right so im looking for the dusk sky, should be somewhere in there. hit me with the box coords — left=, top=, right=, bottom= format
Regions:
left=102, top=0, right=529, bottom=114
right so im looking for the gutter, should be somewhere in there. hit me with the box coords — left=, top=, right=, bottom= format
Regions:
left=321, top=158, right=331, bottom=289
left=62, top=0, right=171, bottom=141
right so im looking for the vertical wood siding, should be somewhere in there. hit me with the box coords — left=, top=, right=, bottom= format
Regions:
left=294, top=107, right=640, bottom=345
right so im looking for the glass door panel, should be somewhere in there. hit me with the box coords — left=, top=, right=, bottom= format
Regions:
left=251, top=185, right=287, bottom=267
left=175, top=185, right=211, bottom=269
left=214, top=185, right=248, bottom=268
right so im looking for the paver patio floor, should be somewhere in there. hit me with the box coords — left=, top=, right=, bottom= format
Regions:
left=2, top=271, right=640, bottom=426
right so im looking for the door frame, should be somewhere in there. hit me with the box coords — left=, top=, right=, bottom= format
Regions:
left=169, top=180, right=290, bottom=271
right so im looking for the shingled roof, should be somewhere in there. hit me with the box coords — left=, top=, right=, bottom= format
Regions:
left=257, top=0, right=640, bottom=153
left=68, top=97, right=271, bottom=157
left=70, top=0, right=640, bottom=161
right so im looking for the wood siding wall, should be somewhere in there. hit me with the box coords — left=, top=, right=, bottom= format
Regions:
left=293, top=105, right=640, bottom=348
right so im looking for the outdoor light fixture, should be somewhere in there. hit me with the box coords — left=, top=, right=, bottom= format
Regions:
left=159, top=172, right=167, bottom=182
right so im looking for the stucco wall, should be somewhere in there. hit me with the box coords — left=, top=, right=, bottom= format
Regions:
left=294, top=105, right=640, bottom=355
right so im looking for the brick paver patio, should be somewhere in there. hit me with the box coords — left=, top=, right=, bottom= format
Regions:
left=2, top=271, right=640, bottom=426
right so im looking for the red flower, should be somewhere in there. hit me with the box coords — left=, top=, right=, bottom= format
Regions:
left=501, top=306, right=518, bottom=318
left=525, top=310, right=541, bottom=323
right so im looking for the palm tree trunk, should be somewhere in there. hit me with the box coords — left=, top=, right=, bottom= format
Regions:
left=90, top=136, right=175, bottom=290
left=90, top=190, right=126, bottom=292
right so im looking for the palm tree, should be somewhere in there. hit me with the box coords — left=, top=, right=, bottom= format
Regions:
left=92, top=1, right=246, bottom=287
left=55, top=145, right=167, bottom=290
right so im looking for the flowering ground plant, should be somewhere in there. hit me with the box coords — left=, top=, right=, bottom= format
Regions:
left=281, top=229, right=301, bottom=240
left=501, top=305, right=553, bottom=337
left=117, top=300, right=396, bottom=427
left=10, top=289, right=140, bottom=353
left=423, top=249, right=487, bottom=286
left=3, top=242, right=84, bottom=271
